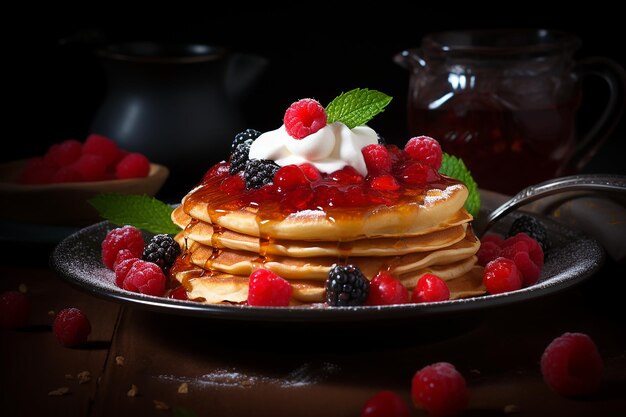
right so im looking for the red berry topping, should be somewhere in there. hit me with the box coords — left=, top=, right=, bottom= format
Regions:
left=369, top=174, right=401, bottom=192
left=411, top=362, right=469, bottom=417
left=330, top=166, right=364, bottom=185
left=541, top=332, right=604, bottom=397
left=122, top=260, right=166, bottom=296
left=114, top=257, right=140, bottom=287
left=283, top=98, right=327, bottom=139
left=274, top=165, right=309, bottom=193
left=404, top=136, right=443, bottom=170
left=298, top=163, right=322, bottom=182
left=44, top=139, right=83, bottom=168
left=0, top=291, right=31, bottom=329
left=367, top=272, right=409, bottom=305
left=72, top=153, right=107, bottom=181
left=101, top=225, right=145, bottom=269
left=483, top=257, right=522, bottom=294
left=219, top=173, right=246, bottom=195
left=362, top=144, right=393, bottom=174
left=115, top=152, right=150, bottom=179
left=397, top=160, right=439, bottom=185
left=83, top=133, right=120, bottom=166
left=169, top=286, right=189, bottom=300
left=247, top=269, right=292, bottom=306
left=411, top=273, right=450, bottom=303
left=361, top=390, right=411, bottom=417
left=53, top=308, right=91, bottom=347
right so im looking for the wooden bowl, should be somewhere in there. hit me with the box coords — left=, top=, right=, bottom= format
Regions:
left=0, top=160, right=169, bottom=226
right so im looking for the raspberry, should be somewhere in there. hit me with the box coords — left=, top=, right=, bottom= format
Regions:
left=298, top=163, right=322, bottom=182
left=411, top=362, right=469, bottom=417
left=481, top=233, right=504, bottom=246
left=511, top=250, right=541, bottom=286
left=273, top=165, right=309, bottom=194
left=101, top=225, right=145, bottom=269
left=404, top=136, right=443, bottom=170
left=397, top=160, right=439, bottom=185
left=219, top=174, right=246, bottom=195
left=284, top=98, right=327, bottom=139
left=0, top=291, right=31, bottom=329
left=411, top=273, right=450, bottom=303
left=72, top=153, right=107, bottom=181
left=508, top=215, right=549, bottom=252
left=476, top=241, right=501, bottom=266
left=244, top=159, right=280, bottom=189
left=43, top=139, right=83, bottom=168
left=122, top=260, right=166, bottom=296
left=231, top=128, right=261, bottom=152
left=541, top=332, right=604, bottom=397
left=330, top=166, right=364, bottom=185
left=367, top=272, right=409, bottom=305
left=16, top=157, right=55, bottom=184
left=362, top=144, right=393, bottom=174
left=499, top=233, right=544, bottom=286
left=503, top=233, right=544, bottom=268
left=114, top=257, right=140, bottom=288
left=247, top=269, right=292, bottom=306
left=169, top=286, right=188, bottom=300
left=142, top=234, right=181, bottom=274
left=369, top=174, right=401, bottom=192
left=361, top=390, right=411, bottom=417
left=83, top=133, right=120, bottom=166
left=113, top=248, right=137, bottom=270
left=53, top=308, right=91, bottom=347
left=326, top=264, right=370, bottom=307
left=229, top=142, right=251, bottom=175
left=50, top=166, right=81, bottom=183
left=203, top=161, right=230, bottom=180
left=483, top=257, right=522, bottom=294
left=279, top=186, right=315, bottom=212
left=115, top=153, right=150, bottom=179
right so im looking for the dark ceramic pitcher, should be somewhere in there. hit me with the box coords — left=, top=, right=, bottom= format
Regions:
left=90, top=42, right=267, bottom=194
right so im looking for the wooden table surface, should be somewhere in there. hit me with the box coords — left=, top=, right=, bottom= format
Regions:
left=1, top=234, right=625, bottom=417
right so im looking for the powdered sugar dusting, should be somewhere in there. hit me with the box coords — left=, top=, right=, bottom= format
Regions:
left=423, top=184, right=463, bottom=206
left=287, top=209, right=326, bottom=220
left=157, top=362, right=339, bottom=389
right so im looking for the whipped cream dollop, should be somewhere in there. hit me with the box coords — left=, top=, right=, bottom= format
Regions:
left=248, top=122, right=378, bottom=176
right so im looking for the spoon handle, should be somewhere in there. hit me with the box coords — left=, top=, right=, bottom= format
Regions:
left=479, top=174, right=626, bottom=236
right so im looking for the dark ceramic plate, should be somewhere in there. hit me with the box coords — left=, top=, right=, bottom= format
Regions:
left=50, top=202, right=605, bottom=324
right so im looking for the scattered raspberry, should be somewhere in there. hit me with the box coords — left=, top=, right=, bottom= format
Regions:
left=122, top=260, right=166, bottom=296
left=397, top=160, right=439, bottom=185
left=115, top=153, right=150, bottom=179
left=284, top=98, right=327, bottom=139
left=362, top=144, right=392, bottom=174
left=483, top=257, right=522, bottom=294
left=404, top=136, right=443, bottom=170
left=541, top=332, right=604, bottom=397
left=83, top=133, right=120, bottom=166
left=273, top=165, right=310, bottom=193
left=298, top=163, right=322, bottom=181
left=361, top=390, right=411, bottom=417
left=326, top=264, right=370, bottom=307
left=411, top=362, right=469, bottom=417
left=142, top=234, right=181, bottom=274
left=53, top=308, right=91, bottom=347
left=247, top=269, right=292, bottom=306
left=72, top=154, right=107, bottom=181
left=113, top=249, right=137, bottom=270
left=114, top=257, right=141, bottom=287
left=43, top=139, right=82, bottom=168
left=411, top=274, right=450, bottom=303
left=0, top=291, right=31, bottom=329
left=367, top=272, right=409, bottom=305
left=101, top=225, right=145, bottom=269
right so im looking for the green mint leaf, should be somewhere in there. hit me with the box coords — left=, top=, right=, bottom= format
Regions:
left=325, top=88, right=392, bottom=128
left=439, top=153, right=481, bottom=218
left=88, top=193, right=180, bottom=235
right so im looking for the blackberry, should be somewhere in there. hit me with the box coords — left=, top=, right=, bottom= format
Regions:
left=507, top=215, right=549, bottom=252
left=244, top=159, right=280, bottom=189
left=231, top=128, right=261, bottom=153
left=142, top=234, right=181, bottom=274
left=229, top=142, right=250, bottom=175
left=326, top=264, right=370, bottom=307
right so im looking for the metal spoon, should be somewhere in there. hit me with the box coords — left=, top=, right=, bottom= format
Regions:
left=478, top=174, right=626, bottom=237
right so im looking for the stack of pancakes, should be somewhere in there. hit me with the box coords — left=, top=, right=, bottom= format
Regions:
left=170, top=179, right=485, bottom=305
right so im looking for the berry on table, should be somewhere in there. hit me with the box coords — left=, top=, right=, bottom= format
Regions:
left=247, top=269, right=292, bottom=307
left=540, top=332, right=604, bottom=397
left=122, top=260, right=167, bottom=296
left=101, top=225, right=145, bottom=270
left=0, top=291, right=31, bottom=329
left=53, top=308, right=91, bottom=347
left=361, top=390, right=411, bottom=417
left=142, top=234, right=181, bottom=274
left=411, top=274, right=450, bottom=303
left=284, top=98, right=327, bottom=139
left=326, top=264, right=370, bottom=307
left=483, top=257, right=522, bottom=294
left=244, top=159, right=280, bottom=189
left=411, top=362, right=469, bottom=417
left=404, top=136, right=443, bottom=170
left=367, top=272, right=409, bottom=305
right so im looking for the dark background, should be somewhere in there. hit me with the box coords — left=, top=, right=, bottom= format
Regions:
left=6, top=5, right=626, bottom=197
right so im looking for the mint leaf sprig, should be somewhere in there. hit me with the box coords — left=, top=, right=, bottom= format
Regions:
left=325, top=88, right=392, bottom=128
left=88, top=193, right=180, bottom=235
left=439, top=153, right=481, bottom=218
